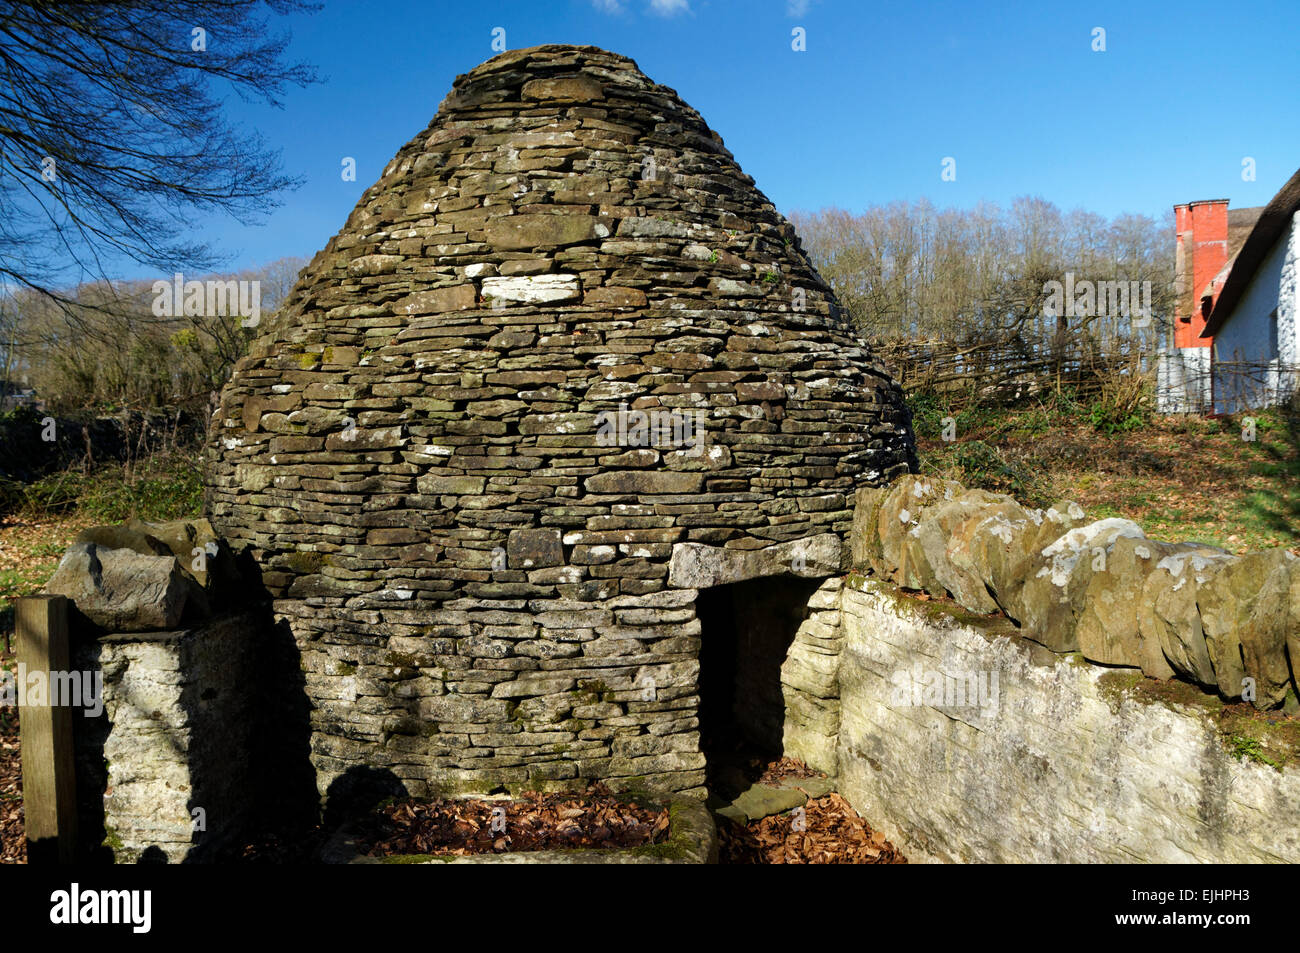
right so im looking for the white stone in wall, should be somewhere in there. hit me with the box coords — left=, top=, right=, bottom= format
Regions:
left=481, top=274, right=580, bottom=304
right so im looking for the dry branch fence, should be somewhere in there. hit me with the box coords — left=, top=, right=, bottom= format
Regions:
left=872, top=331, right=1155, bottom=410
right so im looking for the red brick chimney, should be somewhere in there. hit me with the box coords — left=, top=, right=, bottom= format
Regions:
left=1172, top=199, right=1229, bottom=348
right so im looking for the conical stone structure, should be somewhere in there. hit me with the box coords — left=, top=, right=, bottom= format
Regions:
left=207, top=45, right=915, bottom=801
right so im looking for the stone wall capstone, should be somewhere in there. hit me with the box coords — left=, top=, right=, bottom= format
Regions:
left=853, top=474, right=1300, bottom=709
left=205, top=44, right=916, bottom=802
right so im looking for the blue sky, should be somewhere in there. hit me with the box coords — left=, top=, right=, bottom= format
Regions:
left=184, top=0, right=1300, bottom=276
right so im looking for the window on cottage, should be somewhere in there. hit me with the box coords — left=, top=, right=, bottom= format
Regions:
left=1268, top=307, right=1279, bottom=359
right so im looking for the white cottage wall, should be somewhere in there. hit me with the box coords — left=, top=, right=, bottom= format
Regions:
left=1212, top=211, right=1300, bottom=413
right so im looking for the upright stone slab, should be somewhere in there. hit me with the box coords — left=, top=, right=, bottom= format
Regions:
left=207, top=45, right=915, bottom=804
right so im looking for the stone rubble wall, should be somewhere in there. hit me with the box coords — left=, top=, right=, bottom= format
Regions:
left=836, top=579, right=1300, bottom=863
left=205, top=44, right=915, bottom=800
left=854, top=474, right=1300, bottom=709
left=773, top=474, right=1300, bottom=862
left=71, top=612, right=259, bottom=863
left=42, top=518, right=267, bottom=861
left=780, top=577, right=843, bottom=775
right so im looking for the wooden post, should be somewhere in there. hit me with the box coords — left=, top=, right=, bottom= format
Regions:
left=15, top=594, right=77, bottom=863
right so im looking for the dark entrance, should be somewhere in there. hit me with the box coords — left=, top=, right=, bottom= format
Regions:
left=695, top=575, right=821, bottom=797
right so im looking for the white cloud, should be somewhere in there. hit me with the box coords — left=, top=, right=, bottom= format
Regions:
left=648, top=0, right=690, bottom=14
left=591, top=0, right=690, bottom=16
left=787, top=0, right=813, bottom=16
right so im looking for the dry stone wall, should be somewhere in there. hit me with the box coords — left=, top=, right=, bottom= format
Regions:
left=854, top=474, right=1300, bottom=709
left=206, top=45, right=915, bottom=801
left=776, top=475, right=1300, bottom=863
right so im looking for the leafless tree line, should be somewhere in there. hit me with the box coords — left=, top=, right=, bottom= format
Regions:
left=0, top=256, right=306, bottom=413
left=789, top=198, right=1176, bottom=407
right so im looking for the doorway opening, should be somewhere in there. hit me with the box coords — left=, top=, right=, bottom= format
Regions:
left=695, top=574, right=821, bottom=799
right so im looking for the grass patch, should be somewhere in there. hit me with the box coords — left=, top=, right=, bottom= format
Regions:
left=1226, top=735, right=1282, bottom=770
left=0, top=450, right=204, bottom=645
left=0, top=521, right=85, bottom=648
left=910, top=396, right=1299, bottom=553
left=0, top=453, right=203, bottom=524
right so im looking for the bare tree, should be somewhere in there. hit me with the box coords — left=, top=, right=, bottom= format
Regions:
left=0, top=0, right=318, bottom=306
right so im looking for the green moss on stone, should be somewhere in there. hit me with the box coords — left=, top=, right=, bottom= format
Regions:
left=872, top=581, right=1010, bottom=633
left=627, top=800, right=691, bottom=860
left=103, top=827, right=124, bottom=853
left=1217, top=708, right=1300, bottom=770
left=613, top=775, right=652, bottom=796
left=915, top=597, right=1003, bottom=630
left=1096, top=670, right=1145, bottom=710
left=572, top=679, right=608, bottom=704
left=379, top=853, right=456, bottom=864
left=1096, top=668, right=1300, bottom=769
left=285, top=550, right=330, bottom=573
left=423, top=779, right=498, bottom=798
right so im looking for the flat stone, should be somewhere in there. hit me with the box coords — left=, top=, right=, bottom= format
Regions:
left=668, top=534, right=841, bottom=588
left=776, top=775, right=835, bottom=799
left=44, top=542, right=191, bottom=631
left=347, top=254, right=403, bottom=277
left=727, top=783, right=808, bottom=822
left=416, top=474, right=487, bottom=495
left=584, top=286, right=647, bottom=308
left=508, top=528, right=564, bottom=569
left=521, top=76, right=605, bottom=101
left=396, top=284, right=477, bottom=316
left=74, top=526, right=172, bottom=558
left=482, top=274, right=580, bottom=305
left=585, top=470, right=703, bottom=495
left=485, top=214, right=601, bottom=251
